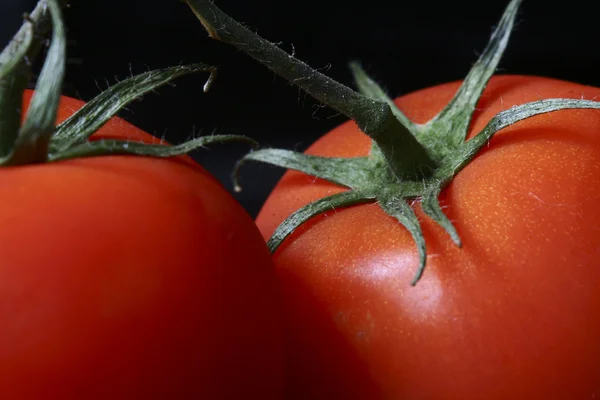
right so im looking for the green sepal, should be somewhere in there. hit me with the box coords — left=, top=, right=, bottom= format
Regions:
left=0, top=16, right=33, bottom=81
left=421, top=185, right=461, bottom=247
left=49, top=134, right=256, bottom=163
left=377, top=193, right=427, bottom=285
left=0, top=20, right=33, bottom=156
left=422, top=0, right=522, bottom=148
left=0, top=0, right=54, bottom=157
left=457, top=98, right=600, bottom=170
left=267, top=190, right=375, bottom=253
left=2, top=0, right=65, bottom=166
left=233, top=149, right=374, bottom=191
left=50, top=64, right=217, bottom=152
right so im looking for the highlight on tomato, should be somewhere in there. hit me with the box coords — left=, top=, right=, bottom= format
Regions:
left=0, top=1, right=283, bottom=398
left=186, top=0, right=600, bottom=398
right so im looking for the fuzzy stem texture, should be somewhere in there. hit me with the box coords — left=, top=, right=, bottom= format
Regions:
left=185, top=0, right=437, bottom=180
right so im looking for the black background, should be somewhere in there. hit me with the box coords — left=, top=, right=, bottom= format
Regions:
left=1, top=0, right=598, bottom=217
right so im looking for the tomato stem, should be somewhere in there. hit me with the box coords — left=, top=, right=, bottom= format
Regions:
left=185, top=0, right=437, bottom=181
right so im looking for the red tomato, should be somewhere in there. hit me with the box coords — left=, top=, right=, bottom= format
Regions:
left=256, top=75, right=600, bottom=399
left=0, top=90, right=284, bottom=399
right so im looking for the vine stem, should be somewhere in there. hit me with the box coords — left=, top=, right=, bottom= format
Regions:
left=184, top=0, right=436, bottom=181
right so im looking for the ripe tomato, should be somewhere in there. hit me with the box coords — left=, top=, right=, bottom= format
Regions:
left=0, top=90, right=284, bottom=399
left=256, top=75, right=600, bottom=399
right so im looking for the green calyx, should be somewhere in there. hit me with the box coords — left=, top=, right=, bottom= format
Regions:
left=0, top=0, right=255, bottom=167
left=186, top=0, right=600, bottom=285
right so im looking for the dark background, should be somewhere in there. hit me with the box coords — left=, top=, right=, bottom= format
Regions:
left=1, top=0, right=598, bottom=217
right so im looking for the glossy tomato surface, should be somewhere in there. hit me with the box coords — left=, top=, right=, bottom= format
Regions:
left=0, top=91, right=284, bottom=399
left=256, top=75, right=600, bottom=399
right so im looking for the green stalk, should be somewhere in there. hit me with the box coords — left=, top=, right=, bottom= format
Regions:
left=185, top=0, right=436, bottom=181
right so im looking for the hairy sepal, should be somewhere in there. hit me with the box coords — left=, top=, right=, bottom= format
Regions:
left=49, top=134, right=256, bottom=162
left=50, top=65, right=217, bottom=152
left=0, top=0, right=57, bottom=156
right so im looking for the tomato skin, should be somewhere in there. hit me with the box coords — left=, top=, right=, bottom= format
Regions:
left=0, top=91, right=284, bottom=399
left=256, top=75, right=600, bottom=399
